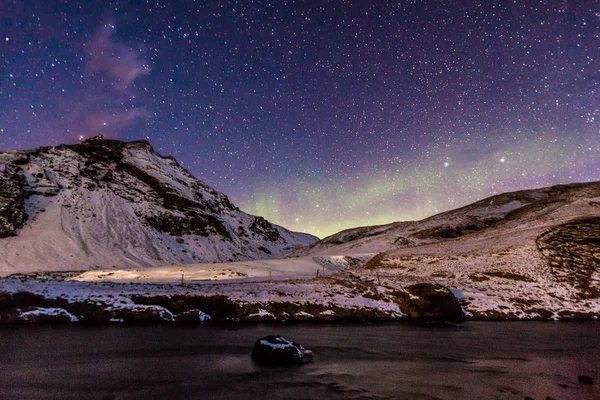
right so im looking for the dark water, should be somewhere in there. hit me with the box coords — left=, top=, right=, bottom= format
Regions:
left=0, top=322, right=598, bottom=400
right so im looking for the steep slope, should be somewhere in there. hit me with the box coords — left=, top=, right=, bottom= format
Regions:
left=0, top=138, right=317, bottom=274
left=289, top=182, right=595, bottom=257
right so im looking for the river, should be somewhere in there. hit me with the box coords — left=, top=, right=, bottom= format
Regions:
left=0, top=322, right=598, bottom=399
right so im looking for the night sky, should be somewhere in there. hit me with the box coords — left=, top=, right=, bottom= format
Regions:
left=1, top=1, right=599, bottom=237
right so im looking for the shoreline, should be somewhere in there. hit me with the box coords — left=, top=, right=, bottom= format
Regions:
left=1, top=275, right=598, bottom=324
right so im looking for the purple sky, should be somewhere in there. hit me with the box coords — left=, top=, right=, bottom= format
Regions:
left=1, top=1, right=599, bottom=237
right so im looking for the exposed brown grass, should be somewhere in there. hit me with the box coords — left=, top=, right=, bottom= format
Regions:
left=468, top=274, right=490, bottom=282
left=482, top=271, right=533, bottom=282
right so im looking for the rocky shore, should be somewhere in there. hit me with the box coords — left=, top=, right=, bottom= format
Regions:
left=1, top=275, right=597, bottom=325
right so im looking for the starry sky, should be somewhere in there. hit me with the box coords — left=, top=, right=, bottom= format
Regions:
left=1, top=1, right=599, bottom=238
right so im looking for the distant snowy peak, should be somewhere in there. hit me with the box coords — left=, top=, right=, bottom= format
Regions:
left=0, top=138, right=317, bottom=273
left=289, top=181, right=600, bottom=257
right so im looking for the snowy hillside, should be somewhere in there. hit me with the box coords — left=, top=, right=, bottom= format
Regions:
left=339, top=181, right=600, bottom=318
left=0, top=137, right=317, bottom=274
left=288, top=182, right=598, bottom=257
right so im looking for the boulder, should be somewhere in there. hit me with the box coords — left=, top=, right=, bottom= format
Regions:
left=170, top=300, right=189, bottom=314
left=11, top=291, right=45, bottom=308
left=291, top=311, right=315, bottom=321
left=175, top=309, right=211, bottom=323
left=402, top=283, right=464, bottom=321
left=244, top=309, right=275, bottom=323
left=0, top=308, right=26, bottom=324
left=18, top=307, right=78, bottom=323
left=0, top=291, right=13, bottom=309
left=69, top=300, right=114, bottom=323
left=251, top=335, right=313, bottom=366
left=275, top=311, right=291, bottom=322
left=81, top=307, right=114, bottom=323
left=315, top=310, right=335, bottom=321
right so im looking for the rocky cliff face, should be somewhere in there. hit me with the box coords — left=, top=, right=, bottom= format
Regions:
left=0, top=138, right=317, bottom=274
left=0, top=164, right=27, bottom=238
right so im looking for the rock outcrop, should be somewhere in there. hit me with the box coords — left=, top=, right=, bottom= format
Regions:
left=0, top=165, right=27, bottom=238
left=400, top=283, right=464, bottom=321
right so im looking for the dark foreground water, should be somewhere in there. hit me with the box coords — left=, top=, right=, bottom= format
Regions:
left=0, top=322, right=598, bottom=400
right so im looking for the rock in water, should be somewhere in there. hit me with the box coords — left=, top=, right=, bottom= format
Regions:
left=251, top=335, right=313, bottom=366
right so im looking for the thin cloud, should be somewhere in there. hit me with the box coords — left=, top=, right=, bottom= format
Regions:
left=86, top=24, right=150, bottom=90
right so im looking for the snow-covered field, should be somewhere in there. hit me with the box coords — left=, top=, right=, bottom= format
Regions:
left=67, top=255, right=373, bottom=284
left=0, top=258, right=405, bottom=324
left=1, top=233, right=598, bottom=323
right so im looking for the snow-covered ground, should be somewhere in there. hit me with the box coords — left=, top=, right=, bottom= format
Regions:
left=0, top=268, right=404, bottom=323
left=1, top=228, right=598, bottom=322
left=68, top=255, right=374, bottom=284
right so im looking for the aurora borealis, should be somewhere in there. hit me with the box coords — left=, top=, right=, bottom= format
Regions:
left=1, top=1, right=599, bottom=237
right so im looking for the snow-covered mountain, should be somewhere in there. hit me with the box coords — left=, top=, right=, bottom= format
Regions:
left=288, top=182, right=600, bottom=258
left=0, top=137, right=317, bottom=274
